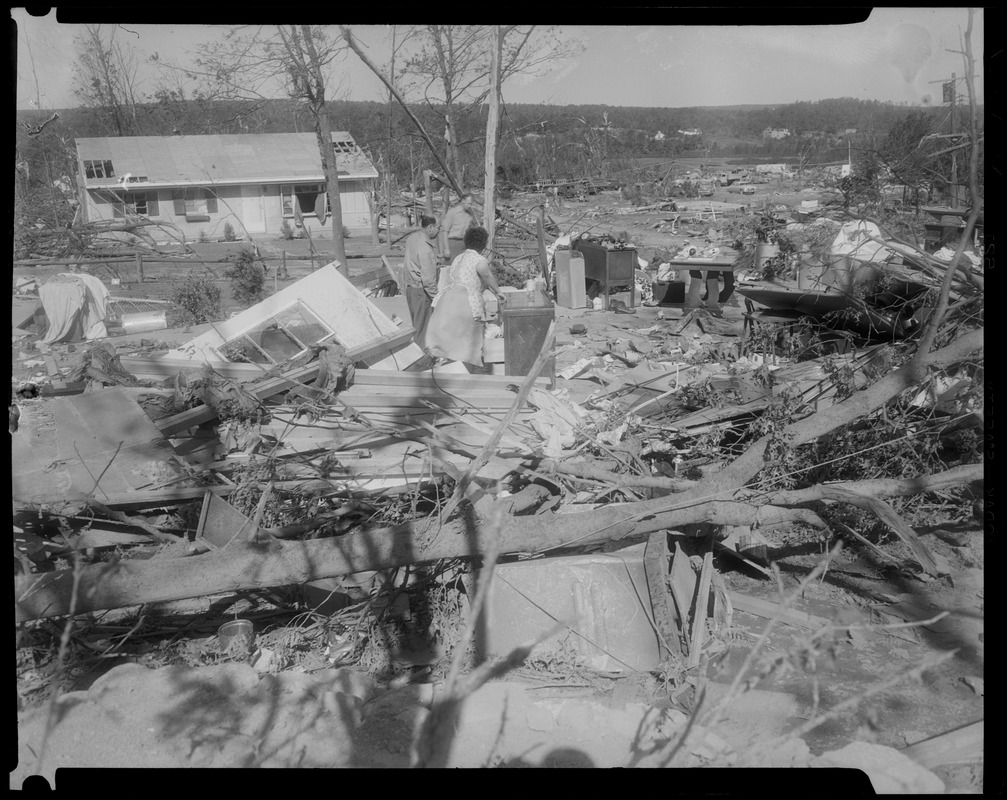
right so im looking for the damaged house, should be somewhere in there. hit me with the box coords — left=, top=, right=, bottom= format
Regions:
left=74, top=132, right=379, bottom=241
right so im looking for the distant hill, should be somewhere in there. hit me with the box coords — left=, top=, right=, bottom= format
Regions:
left=17, top=96, right=978, bottom=191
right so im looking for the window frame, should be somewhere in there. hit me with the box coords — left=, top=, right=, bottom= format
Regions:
left=111, top=191, right=158, bottom=218
left=216, top=300, right=338, bottom=365
left=171, top=187, right=218, bottom=221
left=83, top=159, right=116, bottom=180
left=280, top=183, right=331, bottom=219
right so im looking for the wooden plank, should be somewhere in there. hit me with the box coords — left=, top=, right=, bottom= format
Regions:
left=726, top=591, right=830, bottom=631
left=644, top=530, right=683, bottom=658
left=688, top=546, right=714, bottom=667
left=901, top=721, right=983, bottom=769
left=669, top=542, right=697, bottom=656
left=353, top=369, right=548, bottom=389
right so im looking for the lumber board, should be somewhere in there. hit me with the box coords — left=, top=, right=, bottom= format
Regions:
left=353, top=369, right=548, bottom=389
left=900, top=721, right=983, bottom=769
left=644, top=531, right=684, bottom=658
left=726, top=591, right=830, bottom=631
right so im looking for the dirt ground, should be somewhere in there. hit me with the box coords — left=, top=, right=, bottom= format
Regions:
left=12, top=183, right=983, bottom=784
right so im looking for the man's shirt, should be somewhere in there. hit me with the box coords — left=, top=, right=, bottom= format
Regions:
left=442, top=205, right=474, bottom=239
left=403, top=230, right=439, bottom=295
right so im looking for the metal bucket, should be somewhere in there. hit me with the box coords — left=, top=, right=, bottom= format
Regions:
left=119, top=310, right=167, bottom=334
left=218, top=619, right=255, bottom=652
left=755, top=243, right=780, bottom=271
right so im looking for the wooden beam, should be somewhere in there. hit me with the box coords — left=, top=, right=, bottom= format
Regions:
left=901, top=721, right=983, bottom=769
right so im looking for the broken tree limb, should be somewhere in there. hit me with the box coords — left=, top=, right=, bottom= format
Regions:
left=8, top=498, right=825, bottom=621
left=538, top=458, right=692, bottom=492
left=339, top=26, right=462, bottom=198
left=700, top=328, right=983, bottom=503
left=761, top=463, right=982, bottom=506
left=84, top=501, right=178, bottom=545
left=15, top=413, right=984, bottom=620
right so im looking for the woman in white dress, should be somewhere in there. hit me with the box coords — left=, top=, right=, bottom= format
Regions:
left=424, top=226, right=504, bottom=367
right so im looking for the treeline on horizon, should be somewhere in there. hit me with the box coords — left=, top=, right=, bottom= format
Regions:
left=18, top=95, right=972, bottom=190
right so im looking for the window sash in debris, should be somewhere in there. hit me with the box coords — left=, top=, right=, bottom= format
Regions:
left=84, top=159, right=116, bottom=179
left=281, top=184, right=330, bottom=219
left=219, top=301, right=335, bottom=365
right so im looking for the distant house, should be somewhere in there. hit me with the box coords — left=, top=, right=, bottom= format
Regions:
left=74, top=132, right=379, bottom=242
left=755, top=164, right=788, bottom=174
left=843, top=128, right=858, bottom=135
left=762, top=128, right=791, bottom=140
left=677, top=128, right=702, bottom=137
left=653, top=131, right=666, bottom=141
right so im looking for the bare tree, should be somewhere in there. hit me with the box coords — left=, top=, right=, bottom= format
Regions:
left=398, top=25, right=582, bottom=189
left=183, top=26, right=350, bottom=270
left=72, top=24, right=143, bottom=136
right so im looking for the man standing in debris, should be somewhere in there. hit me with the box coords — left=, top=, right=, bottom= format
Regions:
left=441, top=193, right=476, bottom=262
left=402, top=215, right=441, bottom=343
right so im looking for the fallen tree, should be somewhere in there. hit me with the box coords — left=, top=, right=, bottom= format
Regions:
left=15, top=457, right=982, bottom=622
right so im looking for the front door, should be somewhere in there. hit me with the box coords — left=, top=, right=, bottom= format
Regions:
left=240, top=185, right=266, bottom=234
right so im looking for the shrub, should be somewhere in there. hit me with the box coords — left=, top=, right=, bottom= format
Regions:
left=280, top=219, right=295, bottom=240
left=168, top=276, right=222, bottom=327
left=226, top=247, right=266, bottom=307
left=223, top=221, right=237, bottom=242
left=197, top=229, right=210, bottom=244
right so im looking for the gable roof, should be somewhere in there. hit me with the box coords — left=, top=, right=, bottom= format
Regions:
left=75, top=132, right=378, bottom=190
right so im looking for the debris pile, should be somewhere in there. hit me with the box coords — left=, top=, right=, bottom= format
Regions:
left=13, top=204, right=983, bottom=777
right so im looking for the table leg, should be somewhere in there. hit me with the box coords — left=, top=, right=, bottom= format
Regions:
left=704, top=270, right=721, bottom=311
left=686, top=270, right=704, bottom=309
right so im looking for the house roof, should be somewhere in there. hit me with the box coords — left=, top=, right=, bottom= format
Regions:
left=75, top=132, right=378, bottom=190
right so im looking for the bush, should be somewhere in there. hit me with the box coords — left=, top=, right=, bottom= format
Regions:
left=226, top=247, right=266, bottom=307
left=280, top=219, right=295, bottom=240
left=223, top=221, right=237, bottom=242
left=197, top=229, right=210, bottom=244
left=168, top=276, right=223, bottom=327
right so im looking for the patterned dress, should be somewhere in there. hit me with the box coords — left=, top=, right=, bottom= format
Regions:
left=423, top=250, right=488, bottom=365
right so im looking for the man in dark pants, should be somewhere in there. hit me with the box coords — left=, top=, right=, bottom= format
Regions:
left=402, top=215, right=440, bottom=343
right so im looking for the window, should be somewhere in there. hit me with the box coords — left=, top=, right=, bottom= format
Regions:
left=281, top=184, right=330, bottom=219
left=332, top=139, right=359, bottom=155
left=172, top=188, right=218, bottom=221
left=84, top=160, right=116, bottom=179
left=111, top=192, right=159, bottom=218
left=219, top=302, right=335, bottom=365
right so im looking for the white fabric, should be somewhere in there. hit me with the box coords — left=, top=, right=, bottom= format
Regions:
left=39, top=273, right=110, bottom=343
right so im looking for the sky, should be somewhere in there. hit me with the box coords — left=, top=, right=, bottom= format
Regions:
left=11, top=10, right=984, bottom=112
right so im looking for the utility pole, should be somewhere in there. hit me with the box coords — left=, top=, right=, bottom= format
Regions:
left=928, top=70, right=978, bottom=207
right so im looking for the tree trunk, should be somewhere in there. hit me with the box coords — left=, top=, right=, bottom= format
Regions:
left=483, top=25, right=502, bottom=251
left=15, top=461, right=980, bottom=622
left=312, top=103, right=348, bottom=273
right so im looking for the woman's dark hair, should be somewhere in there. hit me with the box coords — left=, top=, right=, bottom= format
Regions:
left=419, top=215, right=437, bottom=229
left=464, top=226, right=489, bottom=252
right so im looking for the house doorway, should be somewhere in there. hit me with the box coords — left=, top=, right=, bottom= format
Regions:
left=241, top=185, right=266, bottom=235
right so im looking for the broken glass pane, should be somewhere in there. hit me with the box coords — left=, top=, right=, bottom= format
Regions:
left=222, top=335, right=271, bottom=364
left=274, top=303, right=331, bottom=348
